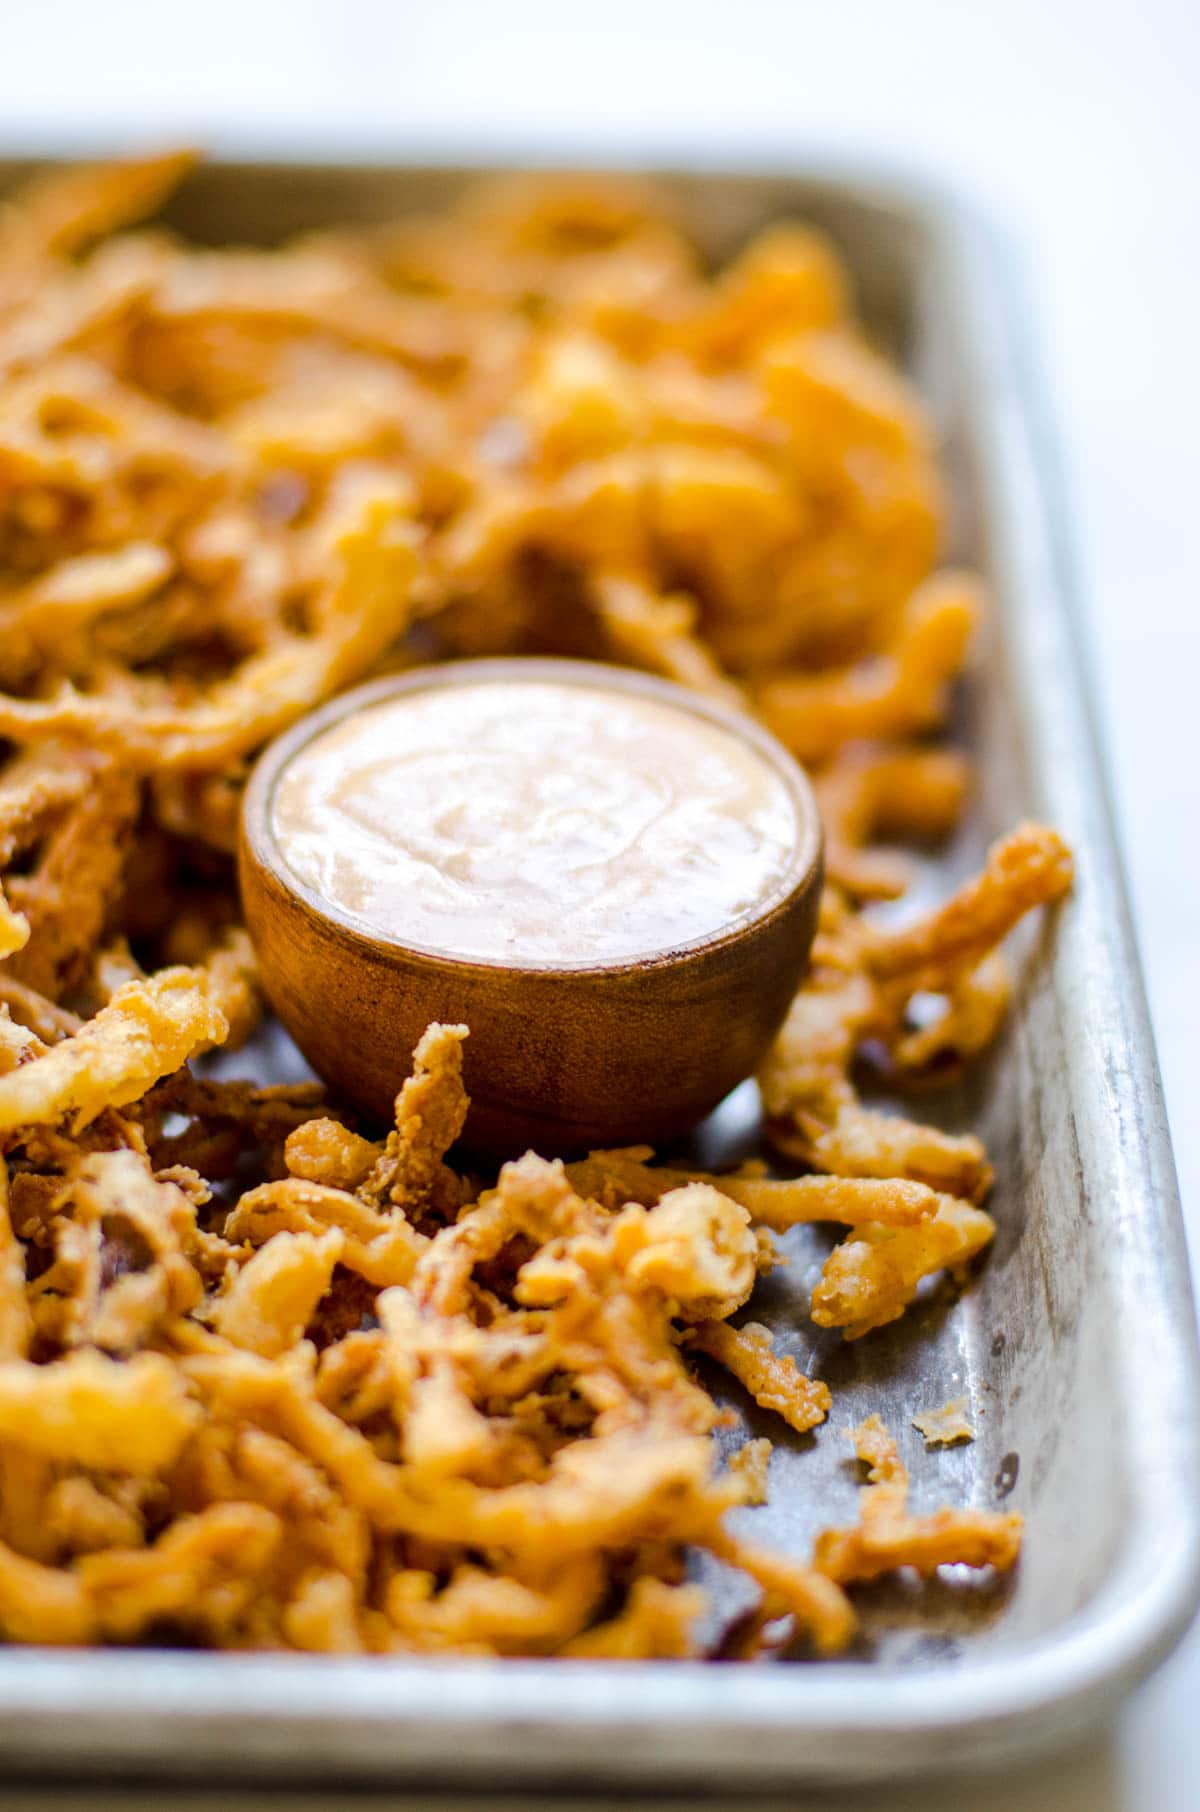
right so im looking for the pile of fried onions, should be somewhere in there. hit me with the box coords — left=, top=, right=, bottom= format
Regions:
left=0, top=153, right=1072, bottom=1657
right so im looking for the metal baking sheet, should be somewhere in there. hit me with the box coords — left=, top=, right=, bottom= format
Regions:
left=0, top=151, right=1196, bottom=1792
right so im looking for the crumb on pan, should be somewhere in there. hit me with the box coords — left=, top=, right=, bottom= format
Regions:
left=727, top=1437, right=773, bottom=1505
left=912, top=1398, right=976, bottom=1448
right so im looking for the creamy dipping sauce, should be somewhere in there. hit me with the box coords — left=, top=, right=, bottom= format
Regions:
left=271, top=676, right=801, bottom=966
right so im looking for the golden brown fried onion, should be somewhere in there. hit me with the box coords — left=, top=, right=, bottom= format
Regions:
left=0, top=153, right=1074, bottom=1657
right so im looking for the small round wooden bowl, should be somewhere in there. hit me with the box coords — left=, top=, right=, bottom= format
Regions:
left=239, top=659, right=823, bottom=1159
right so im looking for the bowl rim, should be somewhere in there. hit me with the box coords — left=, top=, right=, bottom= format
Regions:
left=240, top=655, right=824, bottom=981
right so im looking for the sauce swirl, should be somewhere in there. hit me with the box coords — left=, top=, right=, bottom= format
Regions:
left=272, top=676, right=801, bottom=966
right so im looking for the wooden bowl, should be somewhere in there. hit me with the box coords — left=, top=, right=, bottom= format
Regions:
left=239, top=659, right=823, bottom=1158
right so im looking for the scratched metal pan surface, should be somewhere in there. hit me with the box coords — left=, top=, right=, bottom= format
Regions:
left=0, top=152, right=1196, bottom=1793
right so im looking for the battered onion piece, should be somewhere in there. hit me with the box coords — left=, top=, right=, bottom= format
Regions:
left=866, top=823, right=1075, bottom=997
left=727, top=1436, right=773, bottom=1506
left=891, top=952, right=1012, bottom=1076
left=0, top=1010, right=40, bottom=1076
left=81, top=1503, right=284, bottom=1645
left=563, top=1578, right=706, bottom=1659
left=571, top=1150, right=940, bottom=1230
left=771, top=1105, right=995, bottom=1205
left=0, top=1350, right=198, bottom=1472
left=814, top=1417, right=1021, bottom=1585
left=0, top=153, right=1073, bottom=1658
left=0, top=149, right=198, bottom=266
left=0, top=544, right=175, bottom=688
left=226, top=1178, right=426, bottom=1289
left=0, top=930, right=257, bottom=1134
left=0, top=976, right=82, bottom=1043
left=0, top=1164, right=32, bottom=1359
left=284, top=1118, right=381, bottom=1191
left=363, top=1021, right=471, bottom=1217
left=755, top=843, right=1067, bottom=1200
left=692, top=1320, right=830, bottom=1434
left=708, top=1526, right=856, bottom=1655
left=614, top=1184, right=757, bottom=1320
left=2, top=758, right=139, bottom=1001
left=814, top=743, right=970, bottom=901
left=754, top=575, right=980, bottom=762
left=0, top=1540, right=94, bottom=1645
left=591, top=571, right=745, bottom=707
left=0, top=489, right=421, bottom=770
left=28, top=1147, right=214, bottom=1354
left=811, top=1196, right=996, bottom=1340
left=210, top=1229, right=345, bottom=1357
left=0, top=890, right=27, bottom=963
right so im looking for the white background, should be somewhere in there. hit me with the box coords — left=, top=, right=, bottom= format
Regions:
left=2, top=0, right=1197, bottom=1805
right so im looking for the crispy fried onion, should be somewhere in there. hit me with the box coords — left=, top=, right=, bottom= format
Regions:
left=0, top=930, right=258, bottom=1136
left=0, top=1029, right=854, bottom=1654
left=0, top=154, right=1074, bottom=1657
left=814, top=1416, right=1020, bottom=1583
left=760, top=824, right=1073, bottom=1198
left=0, top=1019, right=1040, bottom=1654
